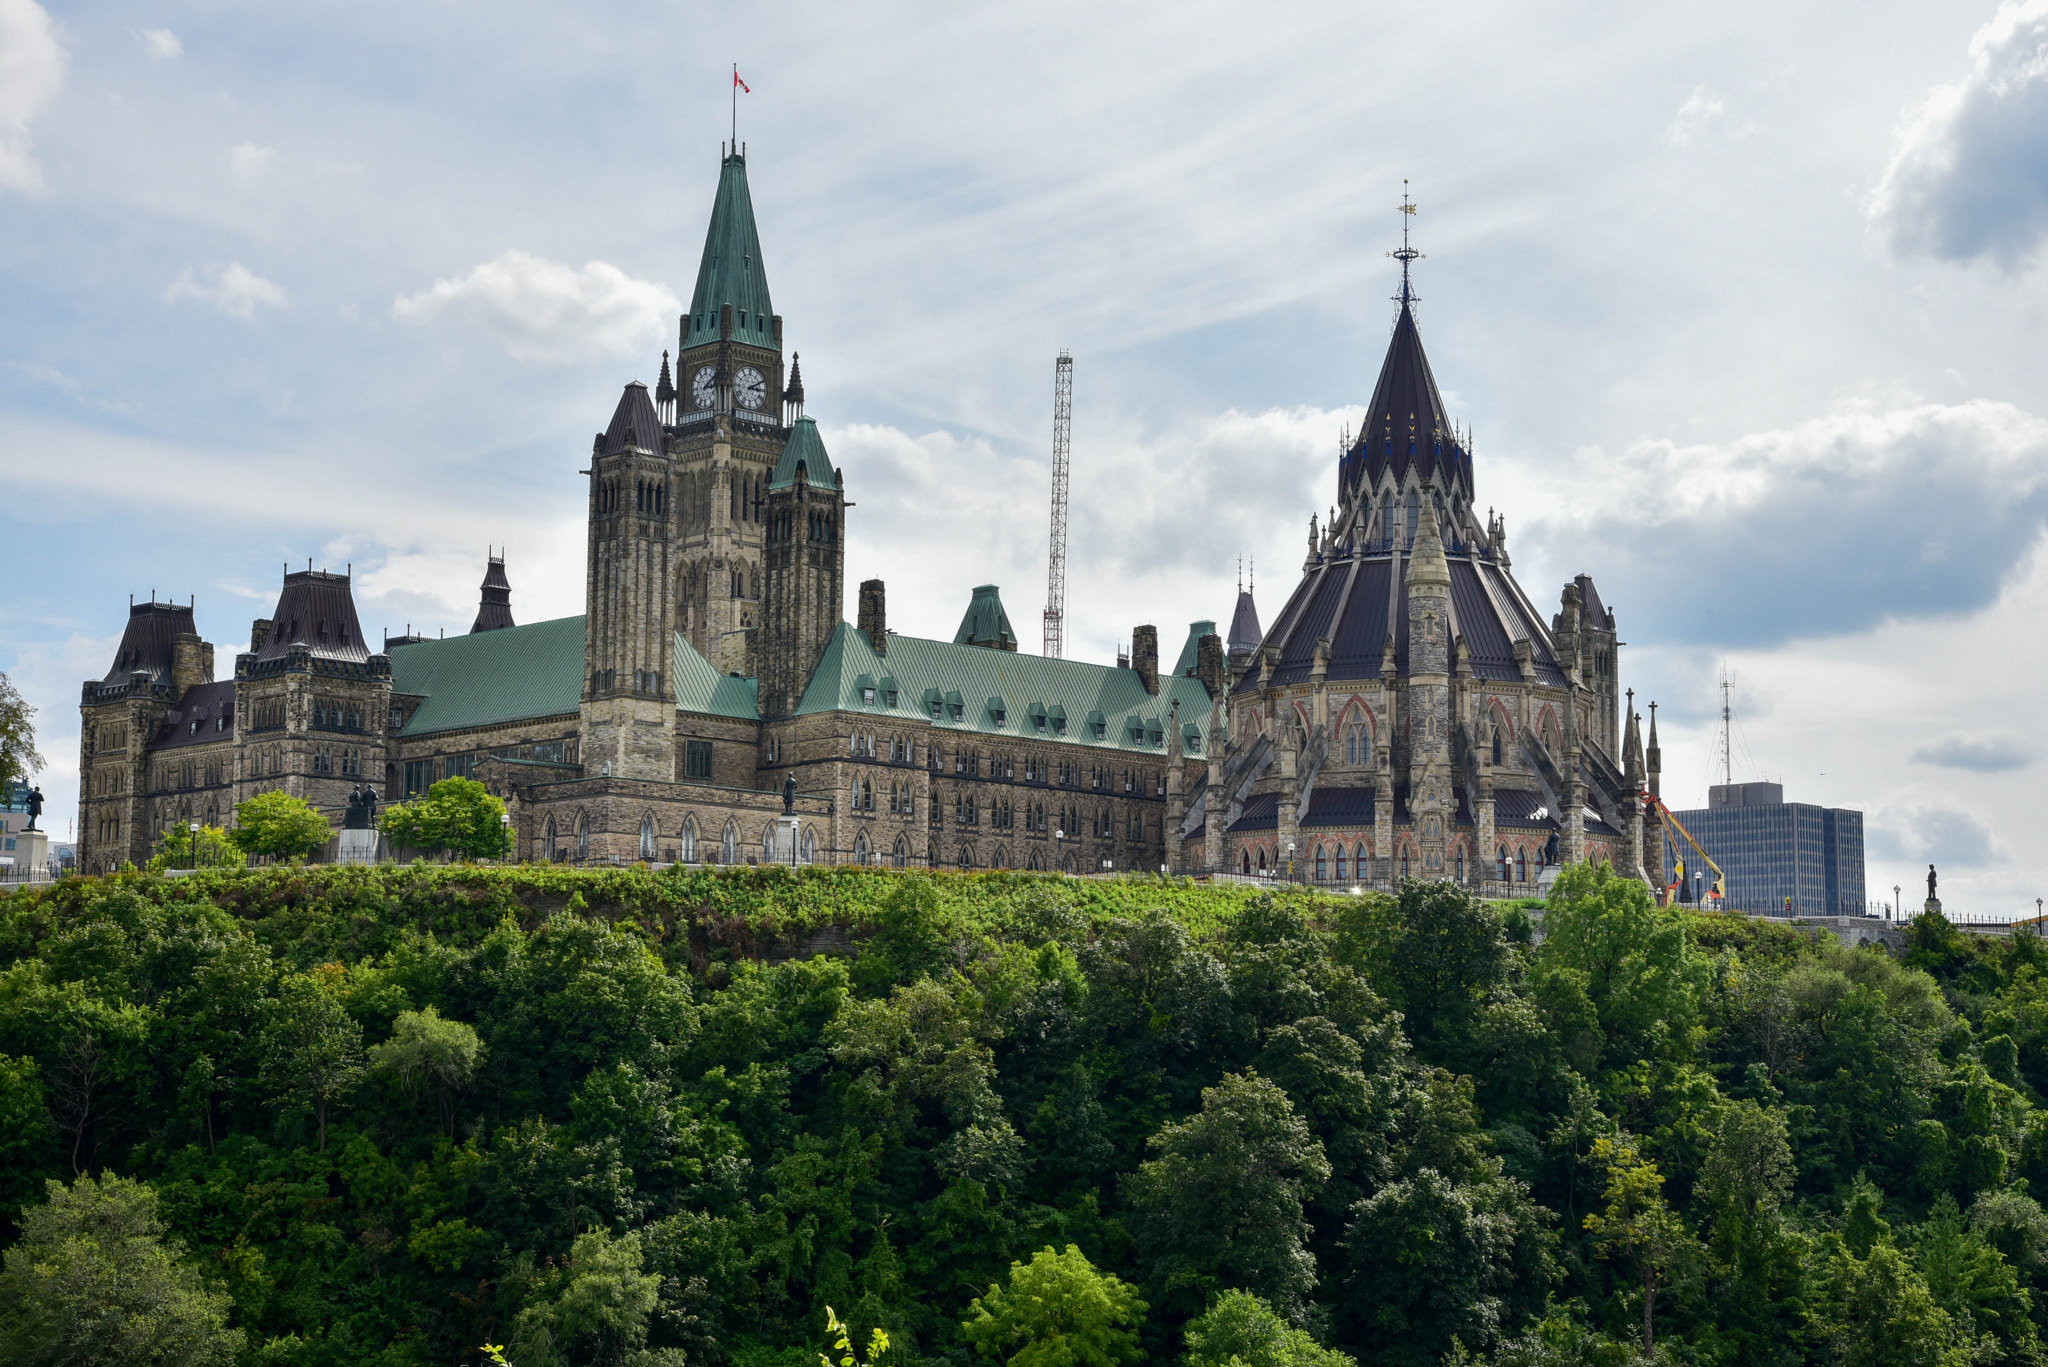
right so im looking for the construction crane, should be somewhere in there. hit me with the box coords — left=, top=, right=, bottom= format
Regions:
left=1648, top=793, right=1726, bottom=908
left=1043, top=351, right=1073, bottom=658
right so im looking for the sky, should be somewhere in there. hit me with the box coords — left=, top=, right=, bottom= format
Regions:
left=4, top=0, right=2047, bottom=914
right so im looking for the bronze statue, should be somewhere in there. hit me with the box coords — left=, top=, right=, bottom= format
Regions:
left=24, top=785, right=42, bottom=832
left=782, top=774, right=797, bottom=814
left=1928, top=863, right=1938, bottom=901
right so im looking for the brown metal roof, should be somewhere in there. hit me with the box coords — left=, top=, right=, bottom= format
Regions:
left=148, top=680, right=237, bottom=751
left=470, top=557, right=515, bottom=633
left=102, top=601, right=197, bottom=684
left=256, top=570, right=370, bottom=662
left=602, top=382, right=663, bottom=456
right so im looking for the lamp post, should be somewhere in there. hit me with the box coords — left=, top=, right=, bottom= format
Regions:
left=1894, top=884, right=1901, bottom=922
left=187, top=821, right=200, bottom=870
left=1287, top=841, right=1296, bottom=883
left=500, top=811, right=511, bottom=863
left=1055, top=828, right=1065, bottom=875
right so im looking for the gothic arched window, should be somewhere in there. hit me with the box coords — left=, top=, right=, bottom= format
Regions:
left=1456, top=847, right=1466, bottom=881
left=893, top=836, right=908, bottom=869
left=1497, top=845, right=1509, bottom=881
left=1405, top=488, right=1419, bottom=546
left=1315, top=846, right=1327, bottom=882
left=854, top=832, right=870, bottom=866
left=1516, top=848, right=1527, bottom=883
left=721, top=821, right=737, bottom=866
left=680, top=817, right=697, bottom=863
left=1492, top=728, right=1503, bottom=767
left=575, top=812, right=590, bottom=862
left=639, top=813, right=656, bottom=861
left=801, top=829, right=816, bottom=865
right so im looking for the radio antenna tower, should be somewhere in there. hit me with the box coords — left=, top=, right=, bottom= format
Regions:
left=1719, top=666, right=1734, bottom=787
left=1044, top=350, right=1073, bottom=657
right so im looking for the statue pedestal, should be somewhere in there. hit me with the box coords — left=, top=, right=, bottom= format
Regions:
left=771, top=815, right=802, bottom=866
left=1924, top=897, right=1943, bottom=917
left=336, top=829, right=382, bottom=866
left=5, top=829, right=48, bottom=882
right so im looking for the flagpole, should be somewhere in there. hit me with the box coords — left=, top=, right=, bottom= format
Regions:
left=731, top=63, right=737, bottom=151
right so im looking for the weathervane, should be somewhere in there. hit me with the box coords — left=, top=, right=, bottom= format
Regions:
left=1388, top=179, right=1423, bottom=308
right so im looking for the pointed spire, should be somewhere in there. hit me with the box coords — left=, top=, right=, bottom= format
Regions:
left=656, top=350, right=674, bottom=402
left=471, top=553, right=515, bottom=633
left=684, top=148, right=778, bottom=353
left=785, top=351, right=805, bottom=417
left=601, top=381, right=662, bottom=455
left=1407, top=493, right=1451, bottom=589
left=1623, top=689, right=1643, bottom=779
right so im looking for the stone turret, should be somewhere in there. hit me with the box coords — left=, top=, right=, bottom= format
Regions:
left=1406, top=496, right=1454, bottom=876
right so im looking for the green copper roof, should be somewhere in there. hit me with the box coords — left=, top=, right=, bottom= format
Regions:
left=684, top=152, right=778, bottom=353
left=769, top=417, right=837, bottom=491
left=796, top=623, right=1215, bottom=757
left=671, top=632, right=760, bottom=720
left=391, top=615, right=586, bottom=736
left=1170, top=620, right=1218, bottom=679
left=954, top=585, right=1018, bottom=649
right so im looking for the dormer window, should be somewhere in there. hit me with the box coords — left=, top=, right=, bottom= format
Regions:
left=862, top=687, right=876, bottom=705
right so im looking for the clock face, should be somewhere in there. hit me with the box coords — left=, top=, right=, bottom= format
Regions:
left=734, top=366, right=767, bottom=411
left=690, top=367, right=717, bottom=409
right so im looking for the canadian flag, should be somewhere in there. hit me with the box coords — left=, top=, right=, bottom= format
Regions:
left=733, top=69, right=751, bottom=93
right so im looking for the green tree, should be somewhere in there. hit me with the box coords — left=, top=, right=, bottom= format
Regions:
left=380, top=776, right=512, bottom=860
left=1182, top=1289, right=1354, bottom=1367
left=962, top=1244, right=1147, bottom=1367
left=1536, top=863, right=1703, bottom=1073
left=227, top=790, right=331, bottom=860
left=145, top=824, right=243, bottom=872
left=1581, top=1135, right=1693, bottom=1355
left=1342, top=1168, right=1553, bottom=1366
left=369, top=1005, right=483, bottom=1134
left=259, top=971, right=365, bottom=1150
left=509, top=1226, right=683, bottom=1367
left=1126, top=1070, right=1330, bottom=1319
left=0, top=1173, right=241, bottom=1367
left=1810, top=1241, right=1973, bottom=1367
left=0, top=670, right=43, bottom=792
left=1368, top=877, right=1515, bottom=1065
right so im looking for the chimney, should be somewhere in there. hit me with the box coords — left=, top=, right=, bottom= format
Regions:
left=1132, top=624, right=1159, bottom=696
left=1196, top=632, right=1226, bottom=698
left=172, top=633, right=214, bottom=697
left=249, top=618, right=272, bottom=654
left=858, top=579, right=887, bottom=655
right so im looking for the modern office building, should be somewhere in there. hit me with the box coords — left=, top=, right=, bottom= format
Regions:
left=1663, top=782, right=1866, bottom=915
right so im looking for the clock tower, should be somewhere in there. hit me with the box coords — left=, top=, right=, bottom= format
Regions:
left=665, top=146, right=790, bottom=678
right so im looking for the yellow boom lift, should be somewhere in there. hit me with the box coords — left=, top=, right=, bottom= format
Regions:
left=1647, top=794, right=1726, bottom=909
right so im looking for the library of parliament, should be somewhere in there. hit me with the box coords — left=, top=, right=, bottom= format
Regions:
left=75, top=145, right=1664, bottom=889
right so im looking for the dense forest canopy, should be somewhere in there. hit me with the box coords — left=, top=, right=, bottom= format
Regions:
left=0, top=863, right=2044, bottom=1367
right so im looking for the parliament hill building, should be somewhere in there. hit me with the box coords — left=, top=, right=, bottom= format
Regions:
left=75, top=148, right=1665, bottom=892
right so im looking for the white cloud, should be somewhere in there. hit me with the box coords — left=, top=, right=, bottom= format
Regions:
left=0, top=0, right=66, bottom=195
left=1871, top=0, right=2048, bottom=265
left=164, top=262, right=288, bottom=320
left=1912, top=732, right=2041, bottom=771
left=229, top=142, right=274, bottom=182
left=139, top=27, right=181, bottom=61
left=391, top=251, right=678, bottom=363
left=1667, top=85, right=1726, bottom=144
left=1870, top=802, right=2009, bottom=868
left=1519, top=398, right=2048, bottom=646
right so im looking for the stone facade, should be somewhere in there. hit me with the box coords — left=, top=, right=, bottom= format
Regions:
left=78, top=146, right=1649, bottom=893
